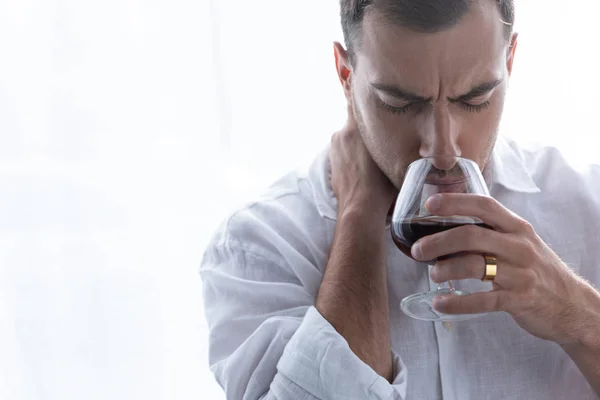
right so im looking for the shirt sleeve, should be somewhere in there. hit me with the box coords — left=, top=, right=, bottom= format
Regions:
left=273, top=307, right=408, bottom=400
left=201, top=240, right=408, bottom=400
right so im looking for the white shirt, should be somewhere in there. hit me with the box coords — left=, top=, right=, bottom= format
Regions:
left=200, top=136, right=600, bottom=399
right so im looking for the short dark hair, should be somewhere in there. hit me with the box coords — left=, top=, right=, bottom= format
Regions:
left=340, top=0, right=515, bottom=63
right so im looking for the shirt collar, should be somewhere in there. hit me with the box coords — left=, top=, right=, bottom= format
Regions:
left=486, top=135, right=541, bottom=195
left=308, top=145, right=338, bottom=221
left=309, top=135, right=541, bottom=222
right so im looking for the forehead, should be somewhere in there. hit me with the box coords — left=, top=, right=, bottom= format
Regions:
left=356, top=1, right=508, bottom=92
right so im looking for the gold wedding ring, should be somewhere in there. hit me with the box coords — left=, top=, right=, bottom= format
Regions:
left=482, top=255, right=497, bottom=282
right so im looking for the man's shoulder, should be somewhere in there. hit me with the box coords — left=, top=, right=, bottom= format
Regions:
left=205, top=150, right=334, bottom=265
left=506, top=138, right=600, bottom=205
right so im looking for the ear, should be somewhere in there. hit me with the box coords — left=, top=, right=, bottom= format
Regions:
left=506, top=32, right=518, bottom=77
left=334, top=41, right=353, bottom=101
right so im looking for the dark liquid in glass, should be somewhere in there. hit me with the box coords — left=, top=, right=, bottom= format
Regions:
left=391, top=216, right=491, bottom=260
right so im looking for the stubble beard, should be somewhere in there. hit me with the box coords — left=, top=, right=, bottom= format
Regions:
left=350, top=91, right=406, bottom=190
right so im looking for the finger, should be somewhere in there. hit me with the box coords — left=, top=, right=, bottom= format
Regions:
left=425, top=193, right=531, bottom=233
left=430, top=253, right=483, bottom=282
left=412, top=224, right=530, bottom=266
left=430, top=253, right=526, bottom=289
left=433, top=290, right=506, bottom=315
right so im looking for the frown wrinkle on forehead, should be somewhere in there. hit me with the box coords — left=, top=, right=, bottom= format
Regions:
left=356, top=3, right=508, bottom=100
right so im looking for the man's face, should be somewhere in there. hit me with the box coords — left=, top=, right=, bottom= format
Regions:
left=338, top=1, right=517, bottom=188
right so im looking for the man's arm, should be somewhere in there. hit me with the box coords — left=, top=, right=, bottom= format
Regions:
left=561, top=285, right=600, bottom=396
left=315, top=120, right=399, bottom=381
left=316, top=204, right=393, bottom=381
left=562, top=340, right=600, bottom=396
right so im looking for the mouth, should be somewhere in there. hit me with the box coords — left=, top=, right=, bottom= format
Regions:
left=424, top=178, right=468, bottom=185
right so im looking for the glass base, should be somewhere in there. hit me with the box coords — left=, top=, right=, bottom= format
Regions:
left=400, top=288, right=481, bottom=322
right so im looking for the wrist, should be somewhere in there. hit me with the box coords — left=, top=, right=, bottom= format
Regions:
left=580, top=322, right=600, bottom=353
left=562, top=288, right=600, bottom=353
left=338, top=201, right=389, bottom=229
left=338, top=194, right=391, bottom=223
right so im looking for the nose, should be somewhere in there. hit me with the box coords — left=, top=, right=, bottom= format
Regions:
left=419, top=105, right=461, bottom=170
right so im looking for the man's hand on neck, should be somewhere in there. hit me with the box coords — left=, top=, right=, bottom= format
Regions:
left=316, top=124, right=397, bottom=381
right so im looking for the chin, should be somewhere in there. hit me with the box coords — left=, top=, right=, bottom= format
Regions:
left=384, top=166, right=408, bottom=189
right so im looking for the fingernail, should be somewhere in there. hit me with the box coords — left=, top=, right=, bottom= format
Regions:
left=426, top=195, right=441, bottom=212
left=411, top=242, right=422, bottom=260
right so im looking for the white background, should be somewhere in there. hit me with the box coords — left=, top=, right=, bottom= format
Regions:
left=0, top=1, right=598, bottom=399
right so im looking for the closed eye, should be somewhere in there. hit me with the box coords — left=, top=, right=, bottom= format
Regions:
left=457, top=100, right=491, bottom=113
left=376, top=97, right=426, bottom=115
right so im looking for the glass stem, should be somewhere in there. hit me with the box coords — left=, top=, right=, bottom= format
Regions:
left=437, top=281, right=455, bottom=291
left=429, top=264, right=455, bottom=292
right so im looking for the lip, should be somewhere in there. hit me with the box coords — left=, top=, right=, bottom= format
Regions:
left=424, top=178, right=469, bottom=185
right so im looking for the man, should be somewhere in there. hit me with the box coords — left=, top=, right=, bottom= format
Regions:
left=201, top=0, right=600, bottom=398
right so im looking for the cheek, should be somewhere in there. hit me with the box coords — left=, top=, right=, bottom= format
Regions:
left=358, top=95, right=417, bottom=146
left=352, top=73, right=416, bottom=146
left=353, top=93, right=421, bottom=185
left=458, top=104, right=502, bottom=136
left=456, top=98, right=504, bottom=160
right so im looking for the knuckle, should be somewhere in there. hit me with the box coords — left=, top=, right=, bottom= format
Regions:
left=510, top=235, right=534, bottom=260
left=478, top=196, right=498, bottom=214
left=519, top=219, right=535, bottom=234
left=520, top=239, right=539, bottom=260
left=521, top=268, right=537, bottom=284
left=520, top=269, right=541, bottom=295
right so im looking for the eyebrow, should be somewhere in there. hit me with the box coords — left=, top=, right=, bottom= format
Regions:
left=370, top=79, right=503, bottom=103
left=370, top=83, right=430, bottom=103
left=449, top=79, right=503, bottom=102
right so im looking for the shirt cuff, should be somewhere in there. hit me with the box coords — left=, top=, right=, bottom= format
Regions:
left=276, top=306, right=407, bottom=400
